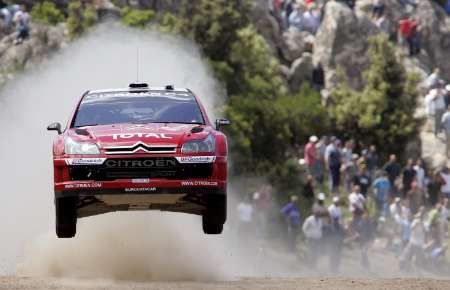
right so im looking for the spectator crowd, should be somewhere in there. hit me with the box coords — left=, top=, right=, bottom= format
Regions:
left=236, top=135, right=450, bottom=274
left=0, top=1, right=30, bottom=44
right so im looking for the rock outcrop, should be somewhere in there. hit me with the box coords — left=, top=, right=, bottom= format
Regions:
left=0, top=22, right=69, bottom=86
left=313, top=2, right=378, bottom=90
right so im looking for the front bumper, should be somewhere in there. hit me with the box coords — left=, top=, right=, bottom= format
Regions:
left=55, top=179, right=226, bottom=198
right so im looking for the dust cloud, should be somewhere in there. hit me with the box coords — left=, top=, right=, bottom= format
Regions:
left=0, top=23, right=242, bottom=280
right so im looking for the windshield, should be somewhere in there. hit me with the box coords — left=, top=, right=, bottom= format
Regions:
left=72, top=91, right=205, bottom=127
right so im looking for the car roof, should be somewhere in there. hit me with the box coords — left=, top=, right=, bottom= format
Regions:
left=88, top=87, right=190, bottom=94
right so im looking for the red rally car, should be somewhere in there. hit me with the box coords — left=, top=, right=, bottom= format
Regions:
left=47, top=83, right=230, bottom=238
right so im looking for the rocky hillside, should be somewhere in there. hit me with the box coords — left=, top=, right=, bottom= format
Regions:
left=0, top=0, right=449, bottom=168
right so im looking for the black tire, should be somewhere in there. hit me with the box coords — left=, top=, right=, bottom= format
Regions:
left=202, top=219, right=223, bottom=234
left=202, top=196, right=226, bottom=235
left=55, top=197, right=77, bottom=238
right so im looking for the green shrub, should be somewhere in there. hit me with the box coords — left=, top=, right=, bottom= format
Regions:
left=329, top=34, right=422, bottom=157
left=30, top=1, right=65, bottom=25
left=67, top=1, right=98, bottom=38
left=121, top=7, right=155, bottom=29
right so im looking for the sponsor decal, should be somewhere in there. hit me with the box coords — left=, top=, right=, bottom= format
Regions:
left=132, top=178, right=150, bottom=184
left=64, top=182, right=102, bottom=189
left=175, top=156, right=216, bottom=164
left=181, top=181, right=218, bottom=186
left=112, top=133, right=173, bottom=140
left=125, top=187, right=157, bottom=192
left=105, top=159, right=177, bottom=168
left=66, top=158, right=106, bottom=166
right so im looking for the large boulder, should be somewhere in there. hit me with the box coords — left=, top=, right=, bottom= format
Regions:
left=288, top=52, right=314, bottom=92
left=313, top=2, right=378, bottom=90
left=280, top=28, right=315, bottom=63
left=415, top=0, right=450, bottom=80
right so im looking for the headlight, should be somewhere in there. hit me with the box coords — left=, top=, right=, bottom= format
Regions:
left=181, top=134, right=215, bottom=154
left=65, top=137, right=100, bottom=155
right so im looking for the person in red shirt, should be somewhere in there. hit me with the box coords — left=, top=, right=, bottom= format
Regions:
left=304, top=135, right=319, bottom=176
left=398, top=16, right=412, bottom=46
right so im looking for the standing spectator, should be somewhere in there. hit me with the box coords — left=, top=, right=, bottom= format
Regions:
left=414, top=159, right=426, bottom=196
left=302, top=211, right=323, bottom=267
left=288, top=3, right=304, bottom=31
left=348, top=185, right=366, bottom=220
left=439, top=166, right=450, bottom=199
left=13, top=5, right=29, bottom=44
left=237, top=195, right=254, bottom=237
left=312, top=192, right=329, bottom=221
left=353, top=164, right=371, bottom=197
left=407, top=16, right=420, bottom=56
left=383, top=154, right=401, bottom=195
left=441, top=198, right=449, bottom=238
left=426, top=87, right=447, bottom=135
left=426, top=169, right=442, bottom=207
left=328, top=196, right=342, bottom=224
left=441, top=105, right=450, bottom=157
left=401, top=158, right=416, bottom=197
left=443, top=84, right=450, bottom=108
left=366, top=145, right=379, bottom=178
left=425, top=68, right=443, bottom=90
left=315, top=136, right=329, bottom=184
left=350, top=212, right=376, bottom=269
left=399, top=209, right=426, bottom=270
left=302, top=5, right=321, bottom=34
left=312, top=63, right=325, bottom=92
left=304, top=135, right=318, bottom=176
left=325, top=137, right=342, bottom=194
left=375, top=13, right=391, bottom=36
left=398, top=16, right=412, bottom=48
left=372, top=171, right=391, bottom=217
left=326, top=196, right=345, bottom=273
left=302, top=174, right=315, bottom=204
left=343, top=154, right=359, bottom=193
left=372, top=0, right=385, bottom=18
left=281, top=195, right=302, bottom=251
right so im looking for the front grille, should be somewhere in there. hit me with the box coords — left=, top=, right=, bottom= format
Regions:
left=104, top=143, right=177, bottom=155
left=69, top=157, right=213, bottom=181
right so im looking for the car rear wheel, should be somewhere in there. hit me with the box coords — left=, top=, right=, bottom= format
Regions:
left=55, top=197, right=77, bottom=238
left=202, top=196, right=226, bottom=235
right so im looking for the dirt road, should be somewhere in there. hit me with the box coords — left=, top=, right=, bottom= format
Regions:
left=0, top=277, right=449, bottom=290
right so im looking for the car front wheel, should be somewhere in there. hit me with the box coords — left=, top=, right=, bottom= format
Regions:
left=55, top=197, right=77, bottom=238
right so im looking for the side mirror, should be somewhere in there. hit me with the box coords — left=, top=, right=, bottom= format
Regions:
left=215, top=118, right=231, bottom=131
left=47, top=122, right=62, bottom=134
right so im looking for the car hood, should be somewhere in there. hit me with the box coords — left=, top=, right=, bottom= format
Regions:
left=67, top=123, right=211, bottom=148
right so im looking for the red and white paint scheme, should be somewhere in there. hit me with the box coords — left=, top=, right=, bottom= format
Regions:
left=48, top=83, right=230, bottom=237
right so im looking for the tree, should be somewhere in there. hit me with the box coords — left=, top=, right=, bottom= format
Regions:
left=330, top=34, right=421, bottom=156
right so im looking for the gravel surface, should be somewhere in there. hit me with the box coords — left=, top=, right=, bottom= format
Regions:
left=0, top=277, right=450, bottom=290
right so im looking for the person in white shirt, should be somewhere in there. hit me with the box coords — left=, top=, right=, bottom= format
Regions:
left=399, top=208, right=426, bottom=269
left=236, top=196, right=253, bottom=236
left=328, top=196, right=342, bottom=224
left=428, top=87, right=447, bottom=136
left=302, top=213, right=323, bottom=267
left=348, top=185, right=366, bottom=218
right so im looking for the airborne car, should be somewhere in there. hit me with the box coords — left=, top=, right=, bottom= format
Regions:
left=47, top=83, right=230, bottom=238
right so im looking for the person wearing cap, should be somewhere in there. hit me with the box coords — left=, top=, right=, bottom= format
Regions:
left=328, top=196, right=342, bottom=223
left=281, top=195, right=302, bottom=251
left=441, top=106, right=450, bottom=157
left=312, top=192, right=329, bottom=222
left=304, top=135, right=318, bottom=177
